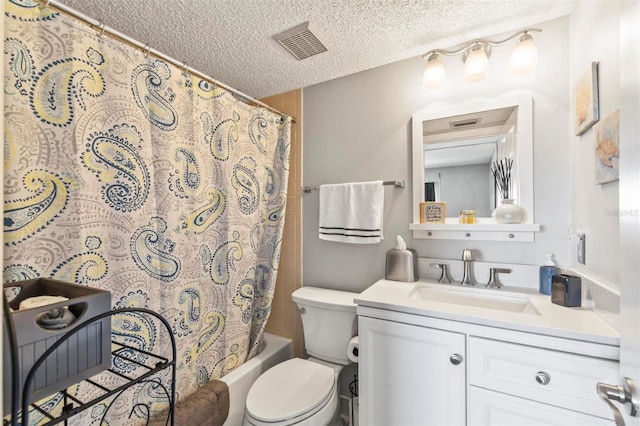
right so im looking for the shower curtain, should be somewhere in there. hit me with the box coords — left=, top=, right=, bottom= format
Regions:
left=3, top=1, right=290, bottom=423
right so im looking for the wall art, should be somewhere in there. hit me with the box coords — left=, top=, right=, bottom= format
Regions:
left=594, top=108, right=620, bottom=184
left=574, top=61, right=600, bottom=136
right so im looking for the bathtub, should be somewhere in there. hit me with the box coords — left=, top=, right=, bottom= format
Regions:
left=221, top=332, right=292, bottom=425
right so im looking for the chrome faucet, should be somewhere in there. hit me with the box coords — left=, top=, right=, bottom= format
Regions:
left=486, top=268, right=512, bottom=289
left=460, top=249, right=475, bottom=286
left=430, top=263, right=453, bottom=284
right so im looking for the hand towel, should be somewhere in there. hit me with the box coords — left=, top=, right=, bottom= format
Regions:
left=319, top=181, right=384, bottom=244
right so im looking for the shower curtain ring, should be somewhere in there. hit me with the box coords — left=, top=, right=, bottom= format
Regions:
left=98, top=21, right=106, bottom=37
left=182, top=62, right=190, bottom=74
left=44, top=0, right=50, bottom=7
left=144, top=43, right=151, bottom=58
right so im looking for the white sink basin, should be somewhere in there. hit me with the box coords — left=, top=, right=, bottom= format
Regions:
left=409, top=284, right=540, bottom=315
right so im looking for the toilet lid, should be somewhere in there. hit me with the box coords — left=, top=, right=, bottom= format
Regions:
left=245, top=358, right=334, bottom=422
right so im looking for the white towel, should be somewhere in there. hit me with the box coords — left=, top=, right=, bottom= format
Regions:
left=319, top=181, right=384, bottom=244
left=19, top=295, right=68, bottom=311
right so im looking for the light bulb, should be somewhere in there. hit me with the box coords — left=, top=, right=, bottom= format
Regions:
left=423, top=53, right=446, bottom=89
left=508, top=33, right=538, bottom=76
left=463, top=45, right=489, bottom=83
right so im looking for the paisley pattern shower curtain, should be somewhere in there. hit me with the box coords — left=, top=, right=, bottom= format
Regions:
left=3, top=1, right=290, bottom=423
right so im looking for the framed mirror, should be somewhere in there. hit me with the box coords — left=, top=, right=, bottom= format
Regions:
left=423, top=106, right=516, bottom=218
left=411, top=95, right=536, bottom=239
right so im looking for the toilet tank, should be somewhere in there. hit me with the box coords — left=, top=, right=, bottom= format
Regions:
left=292, top=287, right=358, bottom=365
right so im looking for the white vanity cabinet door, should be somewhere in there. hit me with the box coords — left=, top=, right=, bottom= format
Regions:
left=469, top=387, right=615, bottom=425
left=358, top=316, right=466, bottom=426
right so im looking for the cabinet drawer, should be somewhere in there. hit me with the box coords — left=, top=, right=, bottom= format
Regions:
left=469, top=337, right=618, bottom=419
left=469, top=387, right=614, bottom=425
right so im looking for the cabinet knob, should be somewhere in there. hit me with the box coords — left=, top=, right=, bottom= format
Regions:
left=449, top=354, right=463, bottom=365
left=535, top=371, right=551, bottom=385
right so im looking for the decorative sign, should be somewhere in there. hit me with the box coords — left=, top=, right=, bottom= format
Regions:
left=420, top=202, right=446, bottom=224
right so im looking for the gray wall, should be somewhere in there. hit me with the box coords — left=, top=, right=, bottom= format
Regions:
left=303, top=17, right=571, bottom=292
left=569, top=1, right=621, bottom=288
left=426, top=164, right=492, bottom=217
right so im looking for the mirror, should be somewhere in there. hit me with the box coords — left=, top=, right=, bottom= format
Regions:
left=411, top=95, right=533, bottom=225
left=423, top=106, right=517, bottom=217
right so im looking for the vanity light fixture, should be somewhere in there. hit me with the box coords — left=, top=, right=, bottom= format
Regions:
left=508, top=32, right=538, bottom=76
left=423, top=53, right=446, bottom=89
left=422, top=28, right=541, bottom=89
left=463, top=43, right=490, bottom=83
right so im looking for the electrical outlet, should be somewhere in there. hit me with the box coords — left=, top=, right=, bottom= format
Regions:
left=577, top=233, right=586, bottom=265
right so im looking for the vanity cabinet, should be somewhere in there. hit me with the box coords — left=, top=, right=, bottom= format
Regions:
left=358, top=310, right=619, bottom=425
left=358, top=316, right=466, bottom=425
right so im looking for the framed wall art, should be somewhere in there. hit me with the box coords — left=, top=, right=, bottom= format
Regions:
left=594, top=108, right=620, bottom=184
left=574, top=61, right=600, bottom=136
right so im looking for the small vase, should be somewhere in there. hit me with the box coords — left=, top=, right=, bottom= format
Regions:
left=494, top=199, right=526, bottom=224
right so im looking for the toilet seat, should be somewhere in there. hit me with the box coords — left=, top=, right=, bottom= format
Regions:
left=244, top=358, right=337, bottom=425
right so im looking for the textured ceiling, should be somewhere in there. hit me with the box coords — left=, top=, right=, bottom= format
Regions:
left=61, top=0, right=574, bottom=99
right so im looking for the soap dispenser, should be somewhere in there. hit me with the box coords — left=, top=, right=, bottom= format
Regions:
left=539, top=254, right=558, bottom=295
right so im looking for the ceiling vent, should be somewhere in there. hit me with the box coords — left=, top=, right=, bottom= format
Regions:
left=450, top=118, right=480, bottom=128
left=272, top=22, right=327, bottom=60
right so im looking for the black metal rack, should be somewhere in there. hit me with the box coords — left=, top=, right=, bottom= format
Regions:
left=3, top=306, right=176, bottom=426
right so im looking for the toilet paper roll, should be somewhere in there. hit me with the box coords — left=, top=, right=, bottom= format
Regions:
left=347, top=336, right=359, bottom=363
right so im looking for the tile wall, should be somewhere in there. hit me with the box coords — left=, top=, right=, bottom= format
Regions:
left=260, top=89, right=304, bottom=357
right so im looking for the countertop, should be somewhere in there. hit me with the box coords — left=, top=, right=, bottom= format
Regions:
left=355, top=279, right=620, bottom=346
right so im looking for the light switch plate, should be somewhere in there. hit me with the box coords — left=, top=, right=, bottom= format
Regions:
left=577, top=233, right=586, bottom=265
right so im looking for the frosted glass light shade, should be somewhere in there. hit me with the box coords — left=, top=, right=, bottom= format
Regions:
left=423, top=54, right=446, bottom=89
left=463, top=46, right=489, bottom=83
left=508, top=34, right=538, bottom=76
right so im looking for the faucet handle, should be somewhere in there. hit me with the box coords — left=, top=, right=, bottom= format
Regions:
left=429, top=263, right=453, bottom=284
left=486, top=268, right=511, bottom=289
left=462, top=249, right=473, bottom=261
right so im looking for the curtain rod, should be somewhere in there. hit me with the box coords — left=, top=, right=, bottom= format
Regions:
left=38, top=0, right=296, bottom=123
left=302, top=180, right=406, bottom=193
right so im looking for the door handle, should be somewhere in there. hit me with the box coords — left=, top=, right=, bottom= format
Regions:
left=596, top=378, right=639, bottom=426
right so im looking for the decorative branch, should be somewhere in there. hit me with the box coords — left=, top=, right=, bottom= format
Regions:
left=491, top=158, right=513, bottom=200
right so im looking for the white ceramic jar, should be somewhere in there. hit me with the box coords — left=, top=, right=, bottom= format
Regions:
left=494, top=199, right=526, bottom=224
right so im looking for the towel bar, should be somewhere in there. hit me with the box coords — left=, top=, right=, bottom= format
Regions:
left=302, top=180, right=405, bottom=193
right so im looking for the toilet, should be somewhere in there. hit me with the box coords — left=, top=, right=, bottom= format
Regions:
left=243, top=286, right=358, bottom=426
